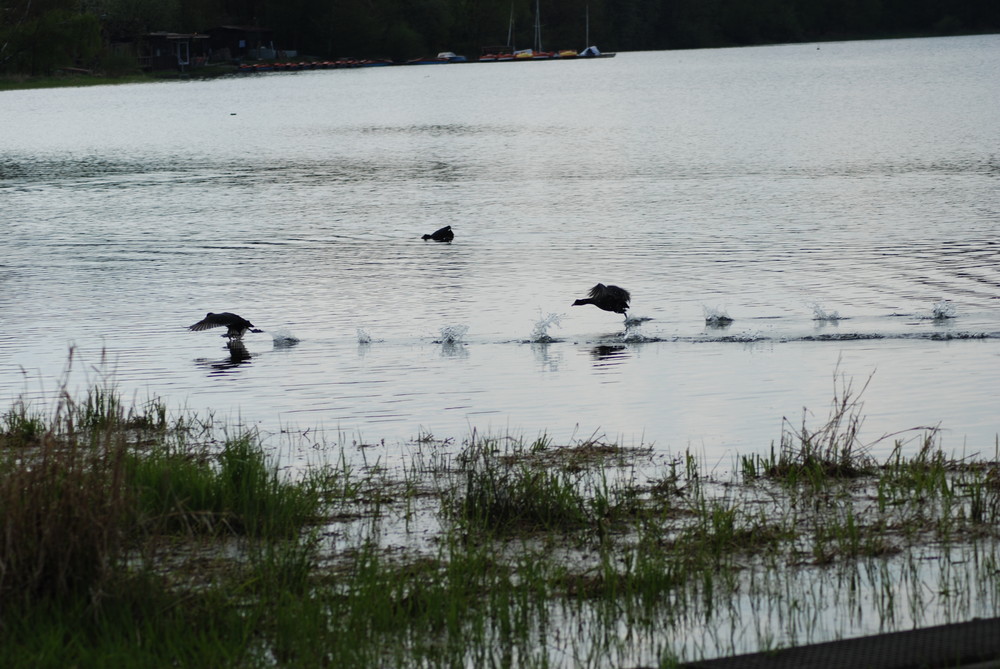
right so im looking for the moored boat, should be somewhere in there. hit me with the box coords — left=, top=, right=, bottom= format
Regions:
left=407, top=51, right=467, bottom=65
left=578, top=45, right=615, bottom=58
left=477, top=2, right=610, bottom=62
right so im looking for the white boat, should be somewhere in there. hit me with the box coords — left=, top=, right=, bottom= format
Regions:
left=406, top=51, right=467, bottom=65
left=580, top=6, right=616, bottom=58
left=579, top=45, right=615, bottom=58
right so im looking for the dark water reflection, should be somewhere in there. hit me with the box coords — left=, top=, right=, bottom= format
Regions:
left=195, top=341, right=254, bottom=375
left=587, top=345, right=630, bottom=367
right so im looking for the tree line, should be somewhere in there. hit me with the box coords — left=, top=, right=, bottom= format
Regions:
left=2, top=0, right=998, bottom=75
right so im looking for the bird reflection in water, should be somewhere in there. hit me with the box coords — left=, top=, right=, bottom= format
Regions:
left=195, top=340, right=254, bottom=374
left=436, top=324, right=469, bottom=358
left=440, top=341, right=469, bottom=359
left=531, top=341, right=563, bottom=372
left=588, top=345, right=630, bottom=368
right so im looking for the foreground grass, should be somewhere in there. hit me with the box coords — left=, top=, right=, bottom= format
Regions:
left=1, top=379, right=998, bottom=667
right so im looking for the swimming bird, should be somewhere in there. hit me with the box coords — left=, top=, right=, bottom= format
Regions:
left=572, top=284, right=631, bottom=315
left=188, top=312, right=263, bottom=340
left=422, top=225, right=454, bottom=242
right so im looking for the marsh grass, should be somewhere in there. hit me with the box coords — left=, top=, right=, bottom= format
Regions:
left=445, top=431, right=650, bottom=534
left=2, top=379, right=999, bottom=667
left=126, top=433, right=321, bottom=537
left=0, top=383, right=322, bottom=609
left=448, top=434, right=592, bottom=532
left=0, top=419, right=130, bottom=604
left=741, top=372, right=880, bottom=483
left=0, top=399, right=46, bottom=446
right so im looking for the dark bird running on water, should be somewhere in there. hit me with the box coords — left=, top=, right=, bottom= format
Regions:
left=188, top=312, right=263, bottom=340
left=422, top=225, right=454, bottom=242
left=572, top=284, right=631, bottom=315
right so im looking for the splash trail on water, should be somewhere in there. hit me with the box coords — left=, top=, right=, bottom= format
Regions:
left=436, top=325, right=469, bottom=344
left=703, top=305, right=735, bottom=327
left=530, top=312, right=564, bottom=343
left=810, top=303, right=843, bottom=321
left=931, top=300, right=957, bottom=320
left=270, top=329, right=301, bottom=347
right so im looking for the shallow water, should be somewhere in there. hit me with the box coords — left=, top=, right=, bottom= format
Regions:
left=2, top=35, right=999, bottom=464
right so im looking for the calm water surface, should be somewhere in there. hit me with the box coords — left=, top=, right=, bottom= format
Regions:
left=2, top=35, right=999, bottom=466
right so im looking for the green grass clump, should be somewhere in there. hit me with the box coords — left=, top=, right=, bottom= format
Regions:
left=0, top=400, right=46, bottom=446
left=128, top=433, right=321, bottom=537
left=75, top=386, right=169, bottom=431
left=0, top=575, right=256, bottom=667
left=445, top=433, right=643, bottom=534
left=451, top=445, right=588, bottom=532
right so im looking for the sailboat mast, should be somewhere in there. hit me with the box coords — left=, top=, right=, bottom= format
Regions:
left=585, top=4, right=590, bottom=46
left=534, top=0, right=542, bottom=52
left=507, top=3, right=514, bottom=48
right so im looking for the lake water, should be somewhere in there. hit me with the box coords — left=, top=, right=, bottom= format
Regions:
left=2, top=35, right=999, bottom=468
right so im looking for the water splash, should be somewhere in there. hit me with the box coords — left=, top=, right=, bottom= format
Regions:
left=622, top=314, right=654, bottom=342
left=622, top=329, right=651, bottom=343
left=356, top=328, right=372, bottom=344
left=436, top=324, right=469, bottom=344
left=624, top=314, right=653, bottom=326
left=810, top=303, right=842, bottom=321
left=931, top=300, right=956, bottom=320
left=530, top=312, right=564, bottom=343
left=703, top=305, right=734, bottom=327
left=269, top=329, right=301, bottom=347
left=718, top=331, right=766, bottom=343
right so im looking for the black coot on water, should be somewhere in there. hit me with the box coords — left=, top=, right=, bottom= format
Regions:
left=572, top=284, right=631, bottom=315
left=422, top=226, right=454, bottom=242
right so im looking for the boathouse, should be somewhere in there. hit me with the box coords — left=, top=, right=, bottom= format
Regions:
left=139, top=32, right=210, bottom=70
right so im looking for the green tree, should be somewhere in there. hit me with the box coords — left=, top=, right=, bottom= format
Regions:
left=96, top=0, right=182, bottom=39
left=1, top=3, right=103, bottom=75
left=383, top=20, right=425, bottom=60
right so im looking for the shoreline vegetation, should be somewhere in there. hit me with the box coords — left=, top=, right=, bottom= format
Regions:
left=3, top=0, right=998, bottom=91
left=0, top=64, right=237, bottom=91
left=2, top=30, right=998, bottom=93
left=2, top=370, right=998, bottom=666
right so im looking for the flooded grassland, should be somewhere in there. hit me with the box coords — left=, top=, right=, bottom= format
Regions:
left=2, top=376, right=998, bottom=667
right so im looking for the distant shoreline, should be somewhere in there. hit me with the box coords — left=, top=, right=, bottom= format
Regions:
left=3, top=31, right=996, bottom=93
left=0, top=64, right=237, bottom=92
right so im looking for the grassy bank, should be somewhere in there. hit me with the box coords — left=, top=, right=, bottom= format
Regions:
left=0, top=65, right=238, bottom=92
left=1, top=378, right=998, bottom=667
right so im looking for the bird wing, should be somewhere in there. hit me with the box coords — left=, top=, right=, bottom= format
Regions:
left=189, top=312, right=244, bottom=331
left=588, top=283, right=608, bottom=299
left=189, top=314, right=223, bottom=331
left=607, top=285, right=631, bottom=305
